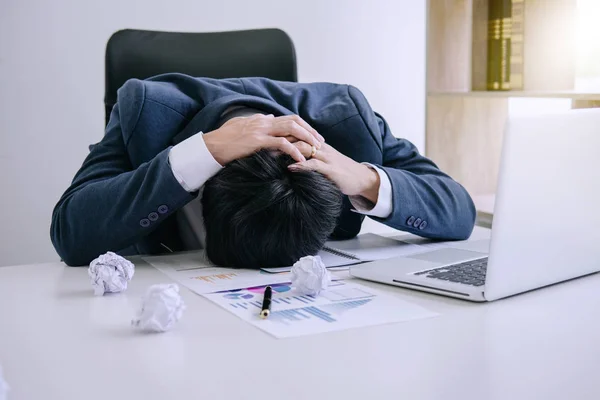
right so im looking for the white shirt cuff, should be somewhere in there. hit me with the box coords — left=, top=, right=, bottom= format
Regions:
left=168, top=132, right=223, bottom=192
left=348, top=164, right=393, bottom=218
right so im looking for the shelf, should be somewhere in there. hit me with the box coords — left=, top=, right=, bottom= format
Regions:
left=428, top=91, right=600, bottom=100
left=425, top=0, right=596, bottom=201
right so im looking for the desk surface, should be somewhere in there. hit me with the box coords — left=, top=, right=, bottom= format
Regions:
left=1, top=224, right=599, bottom=400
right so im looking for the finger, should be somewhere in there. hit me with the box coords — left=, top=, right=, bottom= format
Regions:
left=287, top=159, right=329, bottom=174
left=309, top=144, right=328, bottom=162
left=284, top=136, right=299, bottom=143
left=249, top=113, right=274, bottom=121
left=266, top=137, right=306, bottom=163
left=268, top=120, right=321, bottom=148
left=292, top=139, right=327, bottom=160
left=292, top=141, right=314, bottom=159
left=278, top=115, right=325, bottom=143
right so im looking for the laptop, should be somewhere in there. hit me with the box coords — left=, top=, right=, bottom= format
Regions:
left=350, top=108, right=600, bottom=302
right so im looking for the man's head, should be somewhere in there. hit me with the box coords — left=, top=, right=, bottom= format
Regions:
left=202, top=150, right=343, bottom=269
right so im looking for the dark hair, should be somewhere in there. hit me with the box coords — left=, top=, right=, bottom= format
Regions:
left=202, top=150, right=343, bottom=269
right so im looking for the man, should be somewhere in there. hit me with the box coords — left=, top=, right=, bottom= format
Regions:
left=202, top=149, right=344, bottom=269
left=51, top=73, right=476, bottom=267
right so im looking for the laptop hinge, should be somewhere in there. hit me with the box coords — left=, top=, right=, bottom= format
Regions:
left=392, top=279, right=471, bottom=297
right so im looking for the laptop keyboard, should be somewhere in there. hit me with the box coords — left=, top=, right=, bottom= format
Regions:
left=414, top=257, right=488, bottom=287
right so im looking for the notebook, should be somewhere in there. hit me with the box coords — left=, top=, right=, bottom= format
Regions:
left=260, top=233, right=423, bottom=273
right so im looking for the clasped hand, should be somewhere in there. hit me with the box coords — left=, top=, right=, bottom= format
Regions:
left=203, top=114, right=379, bottom=203
left=203, top=114, right=323, bottom=164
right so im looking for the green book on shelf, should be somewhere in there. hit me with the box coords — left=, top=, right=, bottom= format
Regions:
left=487, top=0, right=512, bottom=90
left=510, top=0, right=525, bottom=90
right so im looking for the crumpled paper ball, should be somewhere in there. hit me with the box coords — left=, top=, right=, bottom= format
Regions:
left=132, top=284, right=186, bottom=333
left=291, top=255, right=331, bottom=296
left=88, top=251, right=135, bottom=296
left=0, top=363, right=9, bottom=400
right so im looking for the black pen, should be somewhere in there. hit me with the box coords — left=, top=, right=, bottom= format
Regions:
left=260, top=286, right=272, bottom=319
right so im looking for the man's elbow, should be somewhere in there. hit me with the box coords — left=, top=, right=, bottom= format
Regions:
left=447, top=199, right=477, bottom=241
left=432, top=216, right=475, bottom=242
left=451, top=219, right=476, bottom=241
left=50, top=210, right=92, bottom=267
left=60, top=250, right=91, bottom=267
left=51, top=240, right=93, bottom=266
left=425, top=192, right=476, bottom=241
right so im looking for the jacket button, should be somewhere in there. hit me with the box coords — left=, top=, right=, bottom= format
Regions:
left=406, top=216, right=416, bottom=225
left=413, top=218, right=422, bottom=227
left=158, top=205, right=169, bottom=214
left=419, top=220, right=428, bottom=230
left=140, top=218, right=151, bottom=228
left=148, top=212, right=159, bottom=221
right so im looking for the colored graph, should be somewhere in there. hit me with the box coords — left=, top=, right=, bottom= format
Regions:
left=216, top=283, right=292, bottom=296
left=190, top=273, right=238, bottom=283
left=247, top=283, right=292, bottom=294
left=224, top=293, right=254, bottom=300
left=320, top=299, right=373, bottom=316
left=227, top=292, right=317, bottom=309
left=268, top=299, right=372, bottom=325
left=202, top=279, right=437, bottom=338
left=320, top=287, right=374, bottom=302
left=221, top=282, right=376, bottom=315
left=270, top=306, right=336, bottom=323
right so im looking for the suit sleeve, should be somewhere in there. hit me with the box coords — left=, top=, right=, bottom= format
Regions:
left=348, top=87, right=476, bottom=240
left=50, top=81, right=195, bottom=266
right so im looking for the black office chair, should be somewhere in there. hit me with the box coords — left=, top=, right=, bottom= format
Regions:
left=104, top=28, right=298, bottom=125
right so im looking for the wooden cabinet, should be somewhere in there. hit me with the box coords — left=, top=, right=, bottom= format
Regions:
left=425, top=0, right=600, bottom=224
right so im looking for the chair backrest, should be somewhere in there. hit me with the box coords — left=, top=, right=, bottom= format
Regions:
left=104, top=28, right=298, bottom=125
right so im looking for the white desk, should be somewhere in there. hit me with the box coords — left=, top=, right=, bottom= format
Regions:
left=2, top=225, right=600, bottom=400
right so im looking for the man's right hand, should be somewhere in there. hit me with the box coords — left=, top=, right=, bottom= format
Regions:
left=202, top=114, right=324, bottom=165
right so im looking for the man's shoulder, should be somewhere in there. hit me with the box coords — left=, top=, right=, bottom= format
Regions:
left=239, top=78, right=373, bottom=126
left=118, top=74, right=249, bottom=119
left=117, top=74, right=368, bottom=116
left=242, top=78, right=372, bottom=113
left=240, top=77, right=352, bottom=95
left=117, top=74, right=210, bottom=120
left=115, top=74, right=377, bottom=135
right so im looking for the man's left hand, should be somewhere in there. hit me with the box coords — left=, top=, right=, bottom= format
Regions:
left=288, top=142, right=380, bottom=204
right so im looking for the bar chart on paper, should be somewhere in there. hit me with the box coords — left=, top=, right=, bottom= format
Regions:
left=203, top=281, right=438, bottom=338
left=191, top=273, right=238, bottom=283
left=269, top=299, right=373, bottom=324
left=142, top=252, right=292, bottom=294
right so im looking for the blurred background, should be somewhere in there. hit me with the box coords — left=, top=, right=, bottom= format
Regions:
left=0, top=0, right=427, bottom=266
left=1, top=0, right=598, bottom=267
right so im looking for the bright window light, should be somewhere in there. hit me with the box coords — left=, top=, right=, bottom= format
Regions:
left=575, top=0, right=600, bottom=91
left=508, top=98, right=572, bottom=118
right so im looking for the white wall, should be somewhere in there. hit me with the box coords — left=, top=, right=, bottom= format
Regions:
left=0, top=0, right=426, bottom=267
